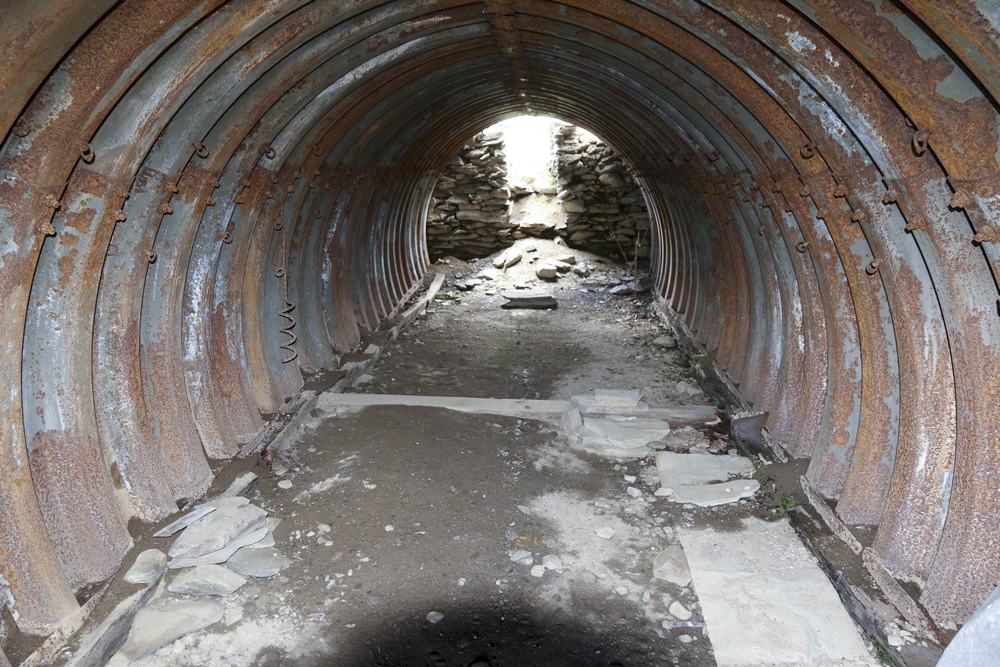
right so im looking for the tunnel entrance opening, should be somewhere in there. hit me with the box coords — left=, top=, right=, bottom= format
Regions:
left=426, top=117, right=651, bottom=276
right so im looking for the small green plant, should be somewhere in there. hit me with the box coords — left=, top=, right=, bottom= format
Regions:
left=873, top=641, right=893, bottom=665
left=777, top=494, right=798, bottom=516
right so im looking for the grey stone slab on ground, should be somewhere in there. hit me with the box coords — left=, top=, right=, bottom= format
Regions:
left=168, top=564, right=247, bottom=596
left=500, top=290, right=557, bottom=309
left=168, top=502, right=268, bottom=561
left=670, top=480, right=760, bottom=507
left=117, top=599, right=224, bottom=661
left=571, top=389, right=647, bottom=414
left=217, top=471, right=258, bottom=499
left=226, top=547, right=291, bottom=578
left=123, top=549, right=168, bottom=585
left=937, top=583, right=1000, bottom=667
left=655, top=451, right=754, bottom=487
left=168, top=522, right=269, bottom=570
left=653, top=544, right=691, bottom=587
left=679, top=517, right=877, bottom=666
left=580, top=415, right=670, bottom=449
left=65, top=581, right=161, bottom=667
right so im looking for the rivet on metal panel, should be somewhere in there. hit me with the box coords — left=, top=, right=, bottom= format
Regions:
left=38, top=221, right=56, bottom=237
left=264, top=188, right=274, bottom=200
left=166, top=183, right=180, bottom=194
left=113, top=210, right=126, bottom=222
left=44, top=195, right=61, bottom=210
left=866, top=260, right=882, bottom=275
left=833, top=184, right=848, bottom=198
left=274, top=268, right=285, bottom=278
left=758, top=225, right=765, bottom=236
left=796, top=241, right=809, bottom=253
left=12, top=120, right=30, bottom=137
left=145, top=250, right=156, bottom=263
left=972, top=225, right=1000, bottom=244
left=949, top=189, right=973, bottom=210
left=205, top=198, right=215, bottom=207
left=285, top=185, right=294, bottom=193
left=221, top=232, right=232, bottom=244
left=159, top=203, right=173, bottom=215
left=882, top=188, right=899, bottom=205
left=798, top=184, right=810, bottom=197
left=273, top=221, right=283, bottom=231
left=707, top=151, right=719, bottom=162
left=904, top=218, right=926, bottom=232
left=850, top=209, right=867, bottom=224
left=800, top=142, right=816, bottom=158
left=263, top=146, right=275, bottom=160
left=750, top=181, right=759, bottom=191
left=78, top=142, right=95, bottom=164
left=193, top=142, right=209, bottom=158
left=912, top=130, right=931, bottom=156
left=312, top=145, right=322, bottom=156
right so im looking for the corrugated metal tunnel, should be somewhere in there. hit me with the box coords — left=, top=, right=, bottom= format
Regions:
left=1, top=0, right=998, bottom=646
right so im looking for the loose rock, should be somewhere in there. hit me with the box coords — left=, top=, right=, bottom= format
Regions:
left=124, top=549, right=168, bottom=585
left=168, top=564, right=247, bottom=597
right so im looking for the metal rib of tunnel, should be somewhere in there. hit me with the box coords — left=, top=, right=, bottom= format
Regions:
left=1, top=0, right=998, bottom=643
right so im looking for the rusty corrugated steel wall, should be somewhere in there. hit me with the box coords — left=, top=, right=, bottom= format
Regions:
left=1, top=0, right=997, bottom=639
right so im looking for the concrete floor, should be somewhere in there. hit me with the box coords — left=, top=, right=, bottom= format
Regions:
left=55, top=242, right=887, bottom=666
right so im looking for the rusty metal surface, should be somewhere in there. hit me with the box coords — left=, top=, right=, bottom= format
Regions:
left=1, top=0, right=1000, bottom=645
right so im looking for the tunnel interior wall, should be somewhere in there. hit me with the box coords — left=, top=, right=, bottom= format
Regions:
left=0, top=0, right=999, bottom=642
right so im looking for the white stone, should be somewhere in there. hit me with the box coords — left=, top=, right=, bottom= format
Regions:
left=535, top=263, right=559, bottom=279
left=119, top=599, right=223, bottom=661
left=653, top=545, right=692, bottom=587
left=679, top=518, right=878, bottom=666
left=615, top=586, right=628, bottom=596
left=626, top=486, right=643, bottom=498
left=655, top=451, right=755, bottom=488
left=669, top=601, right=692, bottom=621
left=652, top=335, right=677, bottom=349
left=670, top=480, right=760, bottom=507
left=426, top=611, right=445, bottom=624
left=509, top=549, right=532, bottom=564
left=595, top=527, right=615, bottom=540
left=225, top=547, right=290, bottom=578
left=530, top=565, right=546, bottom=578
left=168, top=565, right=246, bottom=597
left=654, top=487, right=673, bottom=497
left=384, top=525, right=394, bottom=532
left=277, top=480, right=293, bottom=489
left=124, top=549, right=168, bottom=585
left=217, top=472, right=258, bottom=499
left=542, top=555, right=563, bottom=573
left=678, top=634, right=693, bottom=644
left=167, top=502, right=268, bottom=567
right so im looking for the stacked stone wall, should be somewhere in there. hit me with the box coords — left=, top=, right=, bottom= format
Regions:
left=554, top=125, right=651, bottom=261
left=425, top=130, right=512, bottom=260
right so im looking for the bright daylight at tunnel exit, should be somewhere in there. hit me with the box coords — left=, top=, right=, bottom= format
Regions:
left=1, top=2, right=999, bottom=666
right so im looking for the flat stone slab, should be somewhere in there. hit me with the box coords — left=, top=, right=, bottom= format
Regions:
left=670, top=479, right=761, bottom=507
left=166, top=501, right=269, bottom=569
left=118, top=599, right=223, bottom=661
left=938, top=583, right=1000, bottom=667
left=571, top=389, right=648, bottom=414
left=167, top=564, right=246, bottom=596
left=653, top=545, right=691, bottom=587
left=679, top=518, right=877, bottom=666
left=500, top=290, right=557, bottom=309
left=226, top=547, right=291, bottom=578
left=580, top=415, right=671, bottom=449
left=655, top=451, right=755, bottom=487
left=124, top=549, right=167, bottom=585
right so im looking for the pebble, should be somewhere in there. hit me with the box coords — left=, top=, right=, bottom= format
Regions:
left=317, top=523, right=331, bottom=533
left=510, top=549, right=533, bottom=563
left=530, top=565, right=546, bottom=578
left=626, top=486, right=643, bottom=498
left=595, top=527, right=615, bottom=540
left=669, top=601, right=692, bottom=621
left=624, top=475, right=637, bottom=483
left=542, top=555, right=563, bottom=572
left=277, top=480, right=293, bottom=489
left=654, top=487, right=673, bottom=497
left=643, top=591, right=652, bottom=603
left=124, top=549, right=168, bottom=585
left=679, top=634, right=693, bottom=644
left=615, top=586, right=629, bottom=596
left=384, top=525, right=394, bottom=532
left=427, top=611, right=445, bottom=624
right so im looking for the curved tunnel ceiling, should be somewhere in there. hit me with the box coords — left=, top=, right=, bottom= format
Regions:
left=1, top=0, right=998, bottom=639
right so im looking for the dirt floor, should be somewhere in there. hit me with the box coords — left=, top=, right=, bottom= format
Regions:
left=42, top=240, right=901, bottom=667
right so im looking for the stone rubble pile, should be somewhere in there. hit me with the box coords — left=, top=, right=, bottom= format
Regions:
left=562, top=389, right=758, bottom=507
left=105, top=475, right=290, bottom=665
left=554, top=124, right=651, bottom=261
left=425, top=129, right=512, bottom=260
